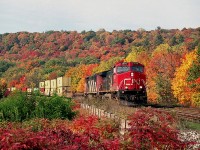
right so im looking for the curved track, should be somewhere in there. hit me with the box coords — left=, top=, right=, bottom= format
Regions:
left=162, top=107, right=200, bottom=123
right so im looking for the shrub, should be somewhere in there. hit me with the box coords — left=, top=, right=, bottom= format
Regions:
left=69, top=115, right=120, bottom=149
left=0, top=118, right=120, bottom=149
left=0, top=125, right=90, bottom=149
left=124, top=108, right=191, bottom=150
left=34, top=95, right=76, bottom=120
left=0, top=91, right=76, bottom=122
left=0, top=91, right=35, bottom=121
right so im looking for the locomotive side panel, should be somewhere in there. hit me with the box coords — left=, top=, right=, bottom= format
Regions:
left=86, top=75, right=97, bottom=93
left=100, top=70, right=113, bottom=92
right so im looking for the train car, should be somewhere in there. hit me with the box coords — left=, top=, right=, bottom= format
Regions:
left=50, top=79, right=57, bottom=96
left=11, top=87, right=16, bottom=92
left=27, top=88, right=32, bottom=93
left=39, top=81, right=45, bottom=94
left=57, top=77, right=71, bottom=97
left=44, top=80, right=51, bottom=96
left=21, top=87, right=28, bottom=92
left=85, top=61, right=147, bottom=103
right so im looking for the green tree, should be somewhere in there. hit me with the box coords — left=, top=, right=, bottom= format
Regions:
left=155, top=33, right=164, bottom=46
left=187, top=44, right=200, bottom=106
left=0, top=61, right=14, bottom=77
left=142, top=36, right=150, bottom=47
left=0, top=79, right=7, bottom=99
left=177, top=34, right=184, bottom=44
left=83, top=31, right=96, bottom=42
left=188, top=44, right=200, bottom=84
left=111, top=37, right=126, bottom=45
left=155, top=74, right=176, bottom=104
left=170, top=36, right=178, bottom=46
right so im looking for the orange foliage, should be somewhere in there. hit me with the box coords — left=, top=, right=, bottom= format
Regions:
left=172, top=50, right=197, bottom=106
left=146, top=44, right=183, bottom=102
left=66, top=64, right=98, bottom=92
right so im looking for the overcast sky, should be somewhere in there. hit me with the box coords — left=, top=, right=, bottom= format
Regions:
left=0, top=0, right=199, bottom=33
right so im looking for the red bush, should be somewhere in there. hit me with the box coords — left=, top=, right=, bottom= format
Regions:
left=125, top=108, right=191, bottom=150
left=0, top=126, right=91, bottom=149
left=0, top=109, right=194, bottom=149
left=0, top=117, right=120, bottom=150
left=69, top=115, right=120, bottom=149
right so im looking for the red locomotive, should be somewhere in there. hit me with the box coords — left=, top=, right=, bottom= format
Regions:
left=85, top=61, right=147, bottom=103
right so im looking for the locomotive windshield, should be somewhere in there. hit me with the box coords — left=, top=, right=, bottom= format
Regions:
left=116, top=66, right=144, bottom=73
left=116, top=66, right=130, bottom=73
left=131, top=66, right=144, bottom=72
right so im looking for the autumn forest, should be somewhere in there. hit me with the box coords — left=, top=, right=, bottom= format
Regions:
left=0, top=27, right=200, bottom=107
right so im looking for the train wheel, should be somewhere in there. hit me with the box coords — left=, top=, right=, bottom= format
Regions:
left=142, top=96, right=147, bottom=104
left=137, top=96, right=147, bottom=104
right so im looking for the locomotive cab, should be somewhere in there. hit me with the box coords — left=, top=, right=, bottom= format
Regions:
left=113, top=62, right=147, bottom=103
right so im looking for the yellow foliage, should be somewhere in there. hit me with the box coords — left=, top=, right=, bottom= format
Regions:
left=125, top=46, right=150, bottom=67
left=65, top=66, right=83, bottom=92
left=66, top=64, right=98, bottom=92
left=146, top=81, right=159, bottom=103
left=125, top=51, right=137, bottom=62
left=76, top=78, right=85, bottom=92
left=171, top=50, right=197, bottom=105
left=125, top=46, right=144, bottom=62
left=191, top=92, right=200, bottom=107
left=152, top=44, right=170, bottom=57
left=93, top=57, right=122, bottom=74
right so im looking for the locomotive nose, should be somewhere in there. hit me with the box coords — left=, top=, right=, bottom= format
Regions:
left=131, top=72, right=134, bottom=77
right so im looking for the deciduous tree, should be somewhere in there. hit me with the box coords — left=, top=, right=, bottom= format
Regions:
left=172, top=50, right=197, bottom=106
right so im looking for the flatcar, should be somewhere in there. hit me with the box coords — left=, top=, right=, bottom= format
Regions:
left=85, top=61, right=147, bottom=104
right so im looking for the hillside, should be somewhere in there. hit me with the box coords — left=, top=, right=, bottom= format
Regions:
left=0, top=27, right=200, bottom=106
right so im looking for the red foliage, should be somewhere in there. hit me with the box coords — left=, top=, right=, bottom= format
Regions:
left=9, top=80, right=19, bottom=87
left=0, top=109, right=195, bottom=150
left=69, top=115, right=120, bottom=149
left=48, top=72, right=57, bottom=80
left=125, top=108, right=191, bottom=149
left=0, top=117, right=120, bottom=150
left=196, top=77, right=200, bottom=84
left=0, top=127, right=89, bottom=150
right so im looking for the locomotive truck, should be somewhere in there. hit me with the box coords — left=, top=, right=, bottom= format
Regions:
left=85, top=61, right=147, bottom=104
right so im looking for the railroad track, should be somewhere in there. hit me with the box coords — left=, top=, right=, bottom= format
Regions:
left=163, top=107, right=200, bottom=123
left=117, top=100, right=200, bottom=123
left=75, top=95, right=200, bottom=123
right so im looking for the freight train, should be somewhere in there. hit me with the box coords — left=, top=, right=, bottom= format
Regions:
left=85, top=61, right=147, bottom=104
left=5, top=61, right=147, bottom=104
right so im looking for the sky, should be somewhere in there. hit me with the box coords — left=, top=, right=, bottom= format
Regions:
left=0, top=0, right=200, bottom=34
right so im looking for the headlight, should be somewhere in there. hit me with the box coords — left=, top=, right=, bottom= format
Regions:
left=131, top=72, right=134, bottom=77
left=139, top=86, right=143, bottom=89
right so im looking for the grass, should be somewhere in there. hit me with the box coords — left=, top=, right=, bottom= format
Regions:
left=178, top=119, right=200, bottom=131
